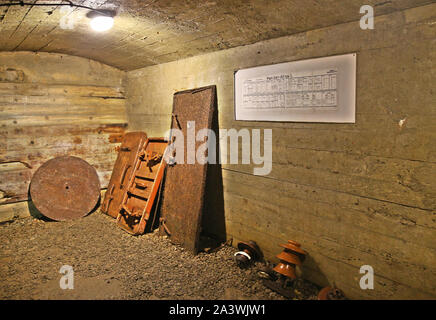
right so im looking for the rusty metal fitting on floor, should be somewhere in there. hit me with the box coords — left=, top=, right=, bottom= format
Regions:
left=257, top=264, right=278, bottom=281
left=234, top=240, right=262, bottom=268
left=159, top=218, right=171, bottom=236
left=273, top=240, right=307, bottom=279
left=318, top=286, right=347, bottom=300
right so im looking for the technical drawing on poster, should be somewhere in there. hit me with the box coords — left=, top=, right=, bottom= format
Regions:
left=234, top=53, right=356, bottom=123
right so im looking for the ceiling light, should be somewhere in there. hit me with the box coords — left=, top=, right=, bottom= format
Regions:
left=86, top=10, right=116, bottom=32
left=90, top=16, right=114, bottom=32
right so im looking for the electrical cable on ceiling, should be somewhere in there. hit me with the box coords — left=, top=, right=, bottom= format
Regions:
left=0, top=1, right=113, bottom=16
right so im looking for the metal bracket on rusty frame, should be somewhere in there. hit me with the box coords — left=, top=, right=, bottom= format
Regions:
left=159, top=218, right=171, bottom=236
left=167, top=113, right=181, bottom=167
left=172, top=113, right=181, bottom=129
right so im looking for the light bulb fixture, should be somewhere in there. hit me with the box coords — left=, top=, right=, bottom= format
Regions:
left=86, top=10, right=116, bottom=32
left=0, top=2, right=117, bottom=33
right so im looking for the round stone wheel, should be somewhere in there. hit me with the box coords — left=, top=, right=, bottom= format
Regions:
left=30, top=156, right=101, bottom=221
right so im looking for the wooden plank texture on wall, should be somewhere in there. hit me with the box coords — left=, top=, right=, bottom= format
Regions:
left=0, top=52, right=127, bottom=205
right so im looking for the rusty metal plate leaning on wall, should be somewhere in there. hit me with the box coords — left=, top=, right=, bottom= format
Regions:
left=159, top=85, right=217, bottom=254
left=116, top=138, right=168, bottom=235
left=101, top=131, right=148, bottom=218
left=30, top=156, right=101, bottom=221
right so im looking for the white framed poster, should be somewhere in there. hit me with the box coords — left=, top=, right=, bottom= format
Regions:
left=234, top=53, right=356, bottom=123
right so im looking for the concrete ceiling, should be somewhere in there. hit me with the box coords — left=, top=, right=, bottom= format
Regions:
left=0, top=0, right=432, bottom=71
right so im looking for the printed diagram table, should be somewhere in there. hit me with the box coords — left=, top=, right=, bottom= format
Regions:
left=242, top=69, right=338, bottom=109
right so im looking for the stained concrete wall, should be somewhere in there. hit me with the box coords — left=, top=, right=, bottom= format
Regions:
left=126, top=4, right=436, bottom=299
left=0, top=52, right=127, bottom=221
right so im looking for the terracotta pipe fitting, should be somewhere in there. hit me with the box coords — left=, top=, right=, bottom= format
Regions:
left=273, top=240, right=306, bottom=279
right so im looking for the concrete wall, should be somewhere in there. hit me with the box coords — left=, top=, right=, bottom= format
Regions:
left=126, top=4, right=436, bottom=299
left=0, top=52, right=127, bottom=221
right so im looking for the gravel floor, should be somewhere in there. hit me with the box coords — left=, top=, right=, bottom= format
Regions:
left=0, top=211, right=319, bottom=300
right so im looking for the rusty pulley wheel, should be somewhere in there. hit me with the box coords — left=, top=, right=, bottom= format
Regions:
left=30, top=156, right=101, bottom=221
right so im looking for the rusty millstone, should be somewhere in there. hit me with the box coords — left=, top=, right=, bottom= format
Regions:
left=30, top=156, right=101, bottom=221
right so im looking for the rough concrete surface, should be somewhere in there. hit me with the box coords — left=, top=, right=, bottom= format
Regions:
left=0, top=0, right=431, bottom=70
left=0, top=212, right=319, bottom=300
